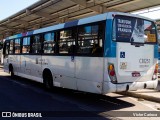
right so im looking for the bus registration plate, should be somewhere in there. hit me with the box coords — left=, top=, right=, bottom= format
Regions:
left=132, top=72, right=141, bottom=77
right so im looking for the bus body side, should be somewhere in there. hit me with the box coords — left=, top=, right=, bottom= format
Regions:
left=3, top=14, right=107, bottom=94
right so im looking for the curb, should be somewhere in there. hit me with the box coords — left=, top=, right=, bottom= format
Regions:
left=118, top=91, right=160, bottom=103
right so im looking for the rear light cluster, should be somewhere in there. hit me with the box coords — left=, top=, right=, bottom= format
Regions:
left=152, top=63, right=158, bottom=80
left=155, top=63, right=158, bottom=74
left=108, top=63, right=117, bottom=83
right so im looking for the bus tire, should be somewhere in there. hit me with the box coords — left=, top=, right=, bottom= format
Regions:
left=43, top=69, right=53, bottom=90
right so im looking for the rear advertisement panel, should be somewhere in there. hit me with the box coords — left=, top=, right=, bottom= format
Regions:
left=114, top=15, right=156, bottom=44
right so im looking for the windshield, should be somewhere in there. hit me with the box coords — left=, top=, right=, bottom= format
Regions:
left=113, top=15, right=157, bottom=44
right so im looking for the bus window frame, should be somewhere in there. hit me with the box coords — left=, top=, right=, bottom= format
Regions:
left=76, top=21, right=105, bottom=57
left=3, top=40, right=10, bottom=57
left=30, top=34, right=43, bottom=55
left=14, top=38, right=22, bottom=54
left=42, top=31, right=57, bottom=55
left=22, top=36, right=31, bottom=54
left=4, top=21, right=105, bottom=57
left=57, top=27, right=77, bottom=56
left=9, top=39, right=15, bottom=54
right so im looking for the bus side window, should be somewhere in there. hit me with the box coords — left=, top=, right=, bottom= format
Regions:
left=58, top=28, right=76, bottom=54
left=92, top=44, right=102, bottom=54
left=15, top=38, right=21, bottom=54
left=9, top=40, right=14, bottom=54
left=43, top=32, right=55, bottom=54
left=22, top=37, right=31, bottom=54
left=3, top=41, right=10, bottom=57
left=32, top=35, right=41, bottom=54
left=68, top=45, right=78, bottom=54
left=77, top=23, right=103, bottom=56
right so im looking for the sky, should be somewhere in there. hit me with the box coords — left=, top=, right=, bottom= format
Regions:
left=132, top=7, right=160, bottom=20
left=0, top=0, right=40, bottom=21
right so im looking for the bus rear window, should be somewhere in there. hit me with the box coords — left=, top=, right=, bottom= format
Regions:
left=112, top=15, right=157, bottom=44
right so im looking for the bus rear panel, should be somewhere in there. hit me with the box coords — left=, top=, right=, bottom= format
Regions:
left=103, top=13, right=158, bottom=93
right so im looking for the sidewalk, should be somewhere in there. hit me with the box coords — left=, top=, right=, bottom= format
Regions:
left=118, top=80, right=160, bottom=103
left=119, top=89, right=160, bottom=103
left=0, top=64, right=10, bottom=76
left=0, top=64, right=3, bottom=68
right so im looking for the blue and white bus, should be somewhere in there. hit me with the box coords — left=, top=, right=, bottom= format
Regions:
left=3, top=12, right=158, bottom=94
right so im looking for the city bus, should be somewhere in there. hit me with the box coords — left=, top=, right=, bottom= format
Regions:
left=3, top=12, right=158, bottom=94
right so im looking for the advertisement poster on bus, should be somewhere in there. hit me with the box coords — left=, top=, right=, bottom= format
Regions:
left=115, top=16, right=145, bottom=43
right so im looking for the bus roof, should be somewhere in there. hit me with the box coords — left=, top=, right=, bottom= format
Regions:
left=5, top=12, right=155, bottom=40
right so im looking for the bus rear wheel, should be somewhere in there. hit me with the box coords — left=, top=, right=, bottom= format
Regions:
left=43, top=70, right=53, bottom=90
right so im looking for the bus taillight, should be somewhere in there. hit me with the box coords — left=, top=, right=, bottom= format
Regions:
left=110, top=70, right=115, bottom=76
left=108, top=64, right=117, bottom=83
left=154, top=63, right=158, bottom=74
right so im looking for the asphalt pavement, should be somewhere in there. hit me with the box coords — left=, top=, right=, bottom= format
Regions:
left=0, top=68, right=110, bottom=120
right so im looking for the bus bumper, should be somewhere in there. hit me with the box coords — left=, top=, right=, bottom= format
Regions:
left=103, top=79, right=158, bottom=94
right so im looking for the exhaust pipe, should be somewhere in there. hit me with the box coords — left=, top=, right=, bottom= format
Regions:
left=144, top=83, right=147, bottom=89
left=126, top=85, right=129, bottom=91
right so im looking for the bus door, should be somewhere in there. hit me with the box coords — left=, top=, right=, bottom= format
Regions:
left=21, top=55, right=31, bottom=75
left=113, top=15, right=157, bottom=83
left=3, top=40, right=10, bottom=71
left=14, top=38, right=21, bottom=74
left=30, top=55, right=42, bottom=80
left=29, top=35, right=42, bottom=81
left=21, top=37, right=32, bottom=75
